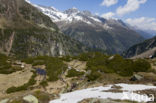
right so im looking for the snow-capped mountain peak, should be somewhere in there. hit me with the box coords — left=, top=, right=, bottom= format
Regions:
left=33, top=4, right=104, bottom=24
left=64, top=7, right=80, bottom=14
left=82, top=10, right=92, bottom=16
left=28, top=2, right=129, bottom=30
left=25, top=0, right=143, bottom=32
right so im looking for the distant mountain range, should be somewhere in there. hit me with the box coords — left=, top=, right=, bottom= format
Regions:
left=34, top=5, right=146, bottom=54
left=0, top=0, right=154, bottom=58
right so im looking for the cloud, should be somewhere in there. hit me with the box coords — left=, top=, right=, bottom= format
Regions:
left=101, top=12, right=115, bottom=19
left=101, top=0, right=118, bottom=7
left=126, top=17, right=156, bottom=31
left=116, top=0, right=147, bottom=16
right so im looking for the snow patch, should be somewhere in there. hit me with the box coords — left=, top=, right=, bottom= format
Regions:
left=50, top=84, right=156, bottom=103
left=90, top=17, right=101, bottom=23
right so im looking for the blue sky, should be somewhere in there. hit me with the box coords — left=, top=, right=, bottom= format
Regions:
left=30, top=0, right=156, bottom=31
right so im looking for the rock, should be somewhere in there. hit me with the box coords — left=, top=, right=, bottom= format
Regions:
left=0, top=99, right=9, bottom=103
left=130, top=74, right=143, bottom=81
left=23, top=95, right=38, bottom=103
left=153, top=82, right=156, bottom=86
left=108, top=56, right=114, bottom=60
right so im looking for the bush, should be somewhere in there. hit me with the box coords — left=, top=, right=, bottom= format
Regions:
left=85, top=53, right=151, bottom=81
left=106, top=56, right=134, bottom=76
left=78, top=52, right=107, bottom=61
left=87, top=71, right=101, bottom=81
left=60, top=56, right=72, bottom=62
left=33, top=91, right=50, bottom=103
left=22, top=53, right=151, bottom=82
left=0, top=53, right=16, bottom=74
left=23, top=56, right=67, bottom=82
left=40, top=80, right=48, bottom=87
left=66, top=69, right=84, bottom=77
left=133, top=59, right=151, bottom=72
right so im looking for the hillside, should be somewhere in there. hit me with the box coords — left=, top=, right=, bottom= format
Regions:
left=1, top=52, right=156, bottom=103
left=35, top=5, right=145, bottom=54
left=123, top=36, right=156, bottom=58
left=0, top=0, right=87, bottom=58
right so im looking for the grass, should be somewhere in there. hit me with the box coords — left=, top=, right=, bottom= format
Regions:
left=6, top=71, right=36, bottom=93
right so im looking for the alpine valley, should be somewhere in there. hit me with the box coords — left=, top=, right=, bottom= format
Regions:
left=1, top=0, right=156, bottom=103
left=34, top=5, right=147, bottom=54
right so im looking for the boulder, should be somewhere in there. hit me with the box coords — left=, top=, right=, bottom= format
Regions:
left=23, top=95, right=38, bottom=103
left=0, top=99, right=9, bottom=103
left=130, top=74, right=143, bottom=81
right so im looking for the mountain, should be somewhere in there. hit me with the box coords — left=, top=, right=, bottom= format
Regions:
left=126, top=25, right=154, bottom=39
left=122, top=36, right=156, bottom=58
left=0, top=0, right=87, bottom=58
left=135, top=29, right=153, bottom=39
left=34, top=5, right=145, bottom=54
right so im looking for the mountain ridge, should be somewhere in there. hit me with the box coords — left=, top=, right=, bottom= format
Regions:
left=122, top=36, right=156, bottom=58
left=34, top=5, right=145, bottom=54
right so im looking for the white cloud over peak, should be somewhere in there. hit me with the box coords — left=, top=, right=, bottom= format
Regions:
left=101, top=0, right=118, bottom=7
left=101, top=12, right=115, bottom=19
left=126, top=17, right=156, bottom=31
left=116, top=0, right=147, bottom=16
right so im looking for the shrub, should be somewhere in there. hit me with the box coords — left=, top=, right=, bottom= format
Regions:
left=33, top=91, right=50, bottom=103
left=40, top=80, right=48, bottom=87
left=78, top=52, right=107, bottom=61
left=133, top=59, right=151, bottom=72
left=0, top=53, right=16, bottom=74
left=66, top=69, right=84, bottom=77
left=87, top=71, right=101, bottom=81
left=85, top=53, right=151, bottom=81
left=106, top=56, right=134, bottom=76
left=60, top=55, right=72, bottom=62
left=23, top=56, right=67, bottom=82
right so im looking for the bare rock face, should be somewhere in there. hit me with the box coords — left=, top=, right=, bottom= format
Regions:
left=0, top=0, right=87, bottom=58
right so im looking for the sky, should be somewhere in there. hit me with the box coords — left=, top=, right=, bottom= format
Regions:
left=29, top=0, right=156, bottom=32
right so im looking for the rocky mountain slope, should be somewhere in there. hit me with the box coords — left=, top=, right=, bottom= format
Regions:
left=0, top=0, right=87, bottom=58
left=123, top=36, right=156, bottom=58
left=35, top=5, right=145, bottom=54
